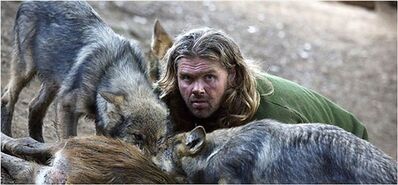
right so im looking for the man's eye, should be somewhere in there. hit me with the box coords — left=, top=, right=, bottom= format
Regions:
left=205, top=74, right=215, bottom=81
left=180, top=75, right=191, bottom=81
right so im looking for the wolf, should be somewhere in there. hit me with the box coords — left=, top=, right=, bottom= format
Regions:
left=152, top=119, right=397, bottom=184
left=1, top=133, right=176, bottom=184
left=1, top=1, right=170, bottom=153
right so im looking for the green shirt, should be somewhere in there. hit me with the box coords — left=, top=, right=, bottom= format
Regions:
left=253, top=73, right=368, bottom=140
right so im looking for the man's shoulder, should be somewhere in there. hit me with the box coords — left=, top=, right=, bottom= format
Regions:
left=255, top=72, right=310, bottom=98
left=253, top=72, right=307, bottom=122
left=253, top=72, right=368, bottom=140
left=254, top=72, right=274, bottom=96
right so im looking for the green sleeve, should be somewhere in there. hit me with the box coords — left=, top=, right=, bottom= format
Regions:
left=252, top=73, right=368, bottom=140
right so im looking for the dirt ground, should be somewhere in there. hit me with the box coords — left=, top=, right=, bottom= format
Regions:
left=1, top=1, right=396, bottom=183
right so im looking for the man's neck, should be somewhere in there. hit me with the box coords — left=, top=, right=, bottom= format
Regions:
left=193, top=109, right=224, bottom=133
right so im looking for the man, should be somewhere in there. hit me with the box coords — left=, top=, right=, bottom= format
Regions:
left=157, top=27, right=368, bottom=139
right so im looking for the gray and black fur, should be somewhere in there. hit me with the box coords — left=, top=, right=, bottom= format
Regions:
left=154, top=119, right=397, bottom=183
left=1, top=1, right=169, bottom=154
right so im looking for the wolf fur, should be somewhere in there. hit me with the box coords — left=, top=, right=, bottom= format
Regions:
left=1, top=1, right=170, bottom=153
left=153, top=119, right=397, bottom=183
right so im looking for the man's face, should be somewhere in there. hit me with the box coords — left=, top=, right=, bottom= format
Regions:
left=177, top=57, right=231, bottom=118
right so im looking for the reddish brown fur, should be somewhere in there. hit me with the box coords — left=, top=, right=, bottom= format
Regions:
left=2, top=135, right=176, bottom=184
left=63, top=136, right=176, bottom=184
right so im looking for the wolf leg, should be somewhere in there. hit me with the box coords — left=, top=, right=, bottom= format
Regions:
left=1, top=152, right=39, bottom=183
left=1, top=57, right=36, bottom=136
left=28, top=83, right=59, bottom=142
left=57, top=92, right=81, bottom=139
left=1, top=133, right=55, bottom=164
left=2, top=9, right=38, bottom=136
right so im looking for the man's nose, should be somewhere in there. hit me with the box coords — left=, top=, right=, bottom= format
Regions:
left=192, top=81, right=205, bottom=95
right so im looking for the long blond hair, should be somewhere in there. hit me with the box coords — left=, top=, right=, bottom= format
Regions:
left=158, top=28, right=260, bottom=131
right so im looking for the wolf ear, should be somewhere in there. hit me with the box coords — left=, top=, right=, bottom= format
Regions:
left=151, top=19, right=173, bottom=60
left=185, top=126, right=206, bottom=155
left=99, top=91, right=125, bottom=107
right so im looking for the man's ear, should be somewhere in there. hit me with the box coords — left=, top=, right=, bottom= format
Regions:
left=99, top=91, right=125, bottom=107
left=228, top=65, right=237, bottom=87
left=185, top=126, right=206, bottom=155
left=151, top=19, right=173, bottom=60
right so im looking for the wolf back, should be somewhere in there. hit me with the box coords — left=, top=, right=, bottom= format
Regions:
left=154, top=119, right=397, bottom=183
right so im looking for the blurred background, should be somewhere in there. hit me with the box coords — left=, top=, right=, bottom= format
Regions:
left=1, top=1, right=396, bottom=182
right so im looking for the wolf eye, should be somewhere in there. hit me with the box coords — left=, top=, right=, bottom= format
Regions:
left=133, top=133, right=144, bottom=142
left=157, top=136, right=165, bottom=145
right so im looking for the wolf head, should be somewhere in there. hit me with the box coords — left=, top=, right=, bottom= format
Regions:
left=95, top=20, right=173, bottom=155
left=152, top=126, right=206, bottom=177
left=96, top=89, right=171, bottom=155
left=89, top=22, right=173, bottom=154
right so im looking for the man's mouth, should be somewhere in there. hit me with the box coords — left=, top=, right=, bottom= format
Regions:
left=191, top=100, right=208, bottom=109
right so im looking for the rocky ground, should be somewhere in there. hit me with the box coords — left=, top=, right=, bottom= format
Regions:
left=1, top=1, right=396, bottom=183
